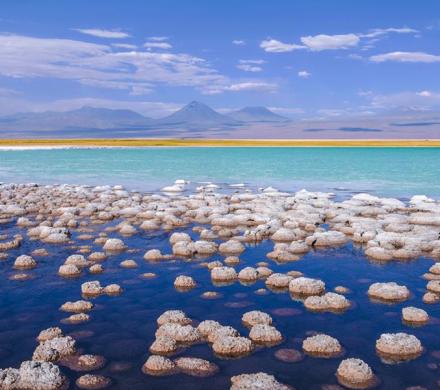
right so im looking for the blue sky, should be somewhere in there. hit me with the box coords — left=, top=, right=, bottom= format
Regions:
left=0, top=0, right=439, bottom=120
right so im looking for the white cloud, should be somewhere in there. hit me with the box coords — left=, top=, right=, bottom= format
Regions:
left=362, top=27, right=418, bottom=38
left=75, top=28, right=130, bottom=39
left=370, top=90, right=440, bottom=110
left=260, top=39, right=305, bottom=53
left=232, top=40, right=246, bottom=45
left=300, top=34, right=360, bottom=51
left=205, top=81, right=277, bottom=94
left=298, top=70, right=311, bottom=78
left=148, top=36, right=169, bottom=41
left=112, top=43, right=137, bottom=50
left=144, top=41, right=172, bottom=50
left=417, top=90, right=432, bottom=97
left=0, top=33, right=280, bottom=98
left=237, top=60, right=265, bottom=72
left=370, top=51, right=440, bottom=63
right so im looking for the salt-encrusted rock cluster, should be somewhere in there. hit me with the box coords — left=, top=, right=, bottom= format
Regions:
left=2, top=182, right=440, bottom=388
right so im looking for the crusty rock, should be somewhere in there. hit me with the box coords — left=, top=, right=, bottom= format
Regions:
left=304, top=292, right=350, bottom=312
left=212, top=336, right=253, bottom=358
left=32, top=336, right=76, bottom=362
left=402, top=307, right=429, bottom=325
left=242, top=311, right=272, bottom=327
left=302, top=334, right=342, bottom=358
left=211, top=266, right=237, bottom=282
left=157, top=310, right=192, bottom=326
left=336, top=358, right=375, bottom=389
left=265, top=273, right=293, bottom=289
left=0, top=360, right=68, bottom=390
left=60, top=300, right=93, bottom=313
left=13, top=255, right=36, bottom=270
left=367, top=282, right=410, bottom=302
left=37, top=327, right=63, bottom=342
left=376, top=333, right=423, bottom=360
left=249, top=324, right=283, bottom=345
left=142, top=355, right=177, bottom=376
left=76, top=374, right=111, bottom=389
left=289, top=277, right=325, bottom=296
left=174, top=275, right=196, bottom=290
left=230, top=372, right=290, bottom=390
left=149, top=337, right=178, bottom=356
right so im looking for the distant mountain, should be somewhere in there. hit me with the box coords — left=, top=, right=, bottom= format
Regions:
left=0, top=106, right=152, bottom=132
left=228, top=106, right=289, bottom=123
left=155, top=101, right=240, bottom=128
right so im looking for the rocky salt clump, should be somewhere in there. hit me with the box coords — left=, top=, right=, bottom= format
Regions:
left=37, top=327, right=64, bottom=342
left=230, top=372, right=291, bottom=390
left=423, top=292, right=440, bottom=304
left=196, top=320, right=222, bottom=338
left=81, top=281, right=103, bottom=296
left=102, top=238, right=127, bottom=252
left=376, top=333, right=423, bottom=361
left=155, top=323, right=201, bottom=344
left=33, top=336, right=77, bottom=362
left=207, top=326, right=240, bottom=343
left=211, top=266, right=238, bottom=283
left=120, top=259, right=137, bottom=268
left=13, top=255, right=36, bottom=270
left=149, top=337, right=178, bottom=356
left=0, top=360, right=68, bottom=390
left=289, top=277, right=325, bottom=296
left=238, top=267, right=259, bottom=282
left=174, top=275, right=196, bottom=290
left=62, top=313, right=90, bottom=324
left=426, top=280, right=440, bottom=294
left=103, top=284, right=122, bottom=295
left=302, top=334, right=342, bottom=358
left=157, top=310, right=192, bottom=326
left=218, top=240, right=245, bottom=255
left=402, top=307, right=429, bottom=325
left=174, top=357, right=219, bottom=377
left=265, top=273, right=293, bottom=289
left=212, top=336, right=253, bottom=358
left=89, top=264, right=103, bottom=274
left=304, top=292, right=350, bottom=312
left=249, top=324, right=283, bottom=346
left=242, top=310, right=273, bottom=327
left=367, top=282, right=410, bottom=302
left=142, top=355, right=177, bottom=376
left=336, top=358, right=376, bottom=389
left=58, top=264, right=81, bottom=277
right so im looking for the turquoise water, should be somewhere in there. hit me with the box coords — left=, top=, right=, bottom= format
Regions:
left=0, top=147, right=439, bottom=197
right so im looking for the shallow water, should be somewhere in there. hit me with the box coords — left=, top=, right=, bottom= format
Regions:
left=1, top=217, right=440, bottom=389
left=1, top=147, right=440, bottom=197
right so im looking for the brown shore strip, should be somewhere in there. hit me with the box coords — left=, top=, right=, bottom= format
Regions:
left=0, top=138, right=440, bottom=147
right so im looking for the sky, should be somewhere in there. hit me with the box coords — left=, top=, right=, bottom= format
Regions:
left=0, top=0, right=439, bottom=122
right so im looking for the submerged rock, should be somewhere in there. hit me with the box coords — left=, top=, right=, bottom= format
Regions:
left=76, top=374, right=111, bottom=389
left=174, top=357, right=219, bottom=377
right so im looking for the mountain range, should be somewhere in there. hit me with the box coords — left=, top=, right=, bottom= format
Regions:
left=0, top=101, right=289, bottom=136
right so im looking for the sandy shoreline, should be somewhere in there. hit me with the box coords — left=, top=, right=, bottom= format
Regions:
left=0, top=138, right=440, bottom=148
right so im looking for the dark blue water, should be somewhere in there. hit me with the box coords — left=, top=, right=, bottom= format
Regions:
left=1, top=217, right=440, bottom=389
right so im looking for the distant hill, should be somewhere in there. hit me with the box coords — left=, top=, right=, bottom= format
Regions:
left=155, top=101, right=240, bottom=128
left=0, top=106, right=152, bottom=133
left=228, top=106, right=289, bottom=122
